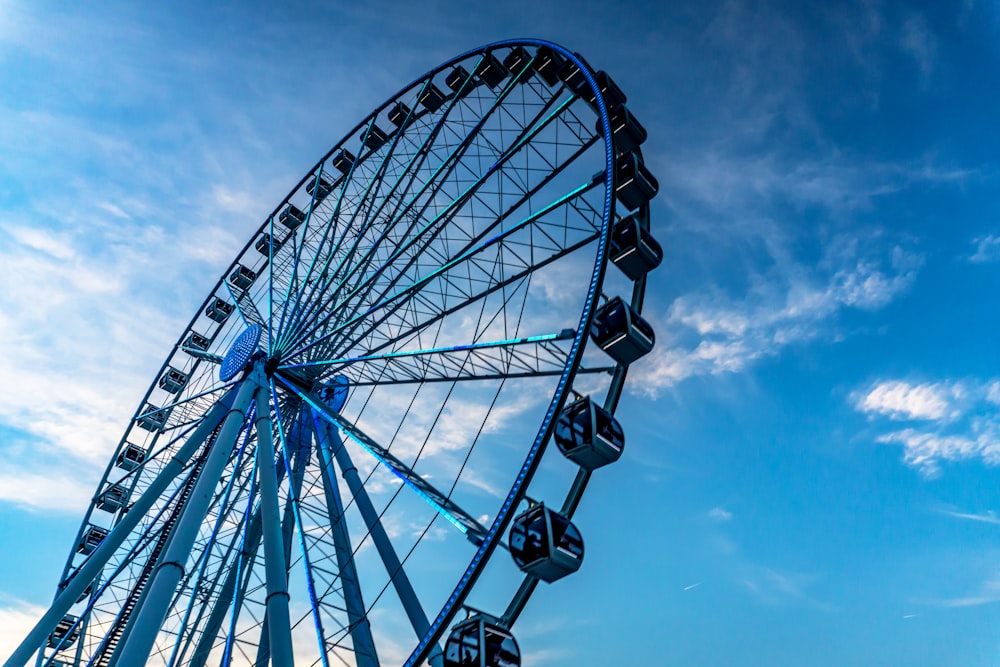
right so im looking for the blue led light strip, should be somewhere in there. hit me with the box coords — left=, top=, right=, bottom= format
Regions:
left=275, top=375, right=487, bottom=539
left=278, top=330, right=572, bottom=371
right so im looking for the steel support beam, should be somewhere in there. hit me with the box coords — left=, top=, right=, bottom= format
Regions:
left=114, top=374, right=257, bottom=667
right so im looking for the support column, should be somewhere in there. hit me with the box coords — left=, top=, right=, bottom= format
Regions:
left=252, top=368, right=295, bottom=667
left=314, top=417, right=444, bottom=667
left=114, top=373, right=258, bottom=667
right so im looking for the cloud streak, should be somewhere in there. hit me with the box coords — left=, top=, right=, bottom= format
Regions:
left=852, top=379, right=1000, bottom=476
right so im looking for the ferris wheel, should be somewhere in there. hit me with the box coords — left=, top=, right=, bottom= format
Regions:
left=5, top=38, right=662, bottom=667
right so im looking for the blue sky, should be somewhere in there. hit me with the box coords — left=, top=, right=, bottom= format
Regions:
left=1, top=0, right=1000, bottom=665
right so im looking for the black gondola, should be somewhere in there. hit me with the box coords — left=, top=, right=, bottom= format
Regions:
left=77, top=525, right=108, bottom=555
left=255, top=233, right=283, bottom=256
left=116, top=443, right=147, bottom=471
left=554, top=396, right=625, bottom=470
left=96, top=483, right=129, bottom=512
left=508, top=503, right=584, bottom=582
left=184, top=331, right=210, bottom=352
left=615, top=151, right=659, bottom=211
left=362, top=124, right=389, bottom=150
left=228, top=264, right=257, bottom=291
left=502, top=45, right=533, bottom=82
left=388, top=101, right=411, bottom=127
left=590, top=295, right=655, bottom=365
left=557, top=57, right=589, bottom=97
left=48, top=615, right=80, bottom=649
left=597, top=104, right=648, bottom=155
left=610, top=209, right=663, bottom=280
left=474, top=51, right=509, bottom=88
left=444, top=615, right=520, bottom=667
left=419, top=83, right=447, bottom=112
left=333, top=149, right=355, bottom=174
left=278, top=204, right=305, bottom=229
left=446, top=65, right=475, bottom=97
left=306, top=175, right=334, bottom=202
left=158, top=367, right=189, bottom=394
left=205, top=297, right=234, bottom=323
left=531, top=45, right=565, bottom=87
left=136, top=403, right=170, bottom=432
left=581, top=70, right=627, bottom=111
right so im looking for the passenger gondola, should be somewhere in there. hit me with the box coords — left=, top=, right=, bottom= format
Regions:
left=597, top=104, right=648, bottom=155
left=333, top=149, right=355, bottom=174
left=184, top=331, right=210, bottom=352
left=205, top=297, right=234, bottom=323
left=446, top=65, right=475, bottom=97
left=531, top=45, right=565, bottom=86
left=306, top=175, right=334, bottom=202
left=444, top=615, right=520, bottom=667
left=76, top=525, right=108, bottom=555
left=362, top=124, right=389, bottom=150
left=419, top=83, right=447, bottom=112
left=554, top=396, right=625, bottom=470
left=255, top=233, right=283, bottom=256
left=96, top=483, right=129, bottom=512
left=48, top=615, right=79, bottom=649
left=610, top=209, right=663, bottom=280
left=508, top=502, right=584, bottom=582
left=115, top=443, right=147, bottom=471
left=474, top=51, right=509, bottom=88
left=158, top=366, right=189, bottom=394
left=228, top=264, right=257, bottom=291
left=589, top=295, right=655, bottom=365
left=278, top=204, right=305, bottom=229
left=615, top=151, right=659, bottom=211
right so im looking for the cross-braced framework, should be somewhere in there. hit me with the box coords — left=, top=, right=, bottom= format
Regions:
left=6, top=39, right=662, bottom=667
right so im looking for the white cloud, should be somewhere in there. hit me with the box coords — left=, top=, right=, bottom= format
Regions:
left=970, top=235, right=1000, bottom=264
left=0, top=597, right=46, bottom=663
left=853, top=378, right=1000, bottom=476
left=631, top=244, right=920, bottom=396
left=855, top=380, right=961, bottom=421
left=940, top=508, right=1000, bottom=526
left=708, top=507, right=733, bottom=522
left=899, top=14, right=937, bottom=87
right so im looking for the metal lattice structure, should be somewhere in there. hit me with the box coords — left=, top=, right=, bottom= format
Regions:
left=6, top=38, right=661, bottom=667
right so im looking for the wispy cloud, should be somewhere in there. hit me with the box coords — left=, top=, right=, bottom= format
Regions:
left=939, top=508, right=1000, bottom=526
left=855, top=380, right=964, bottom=421
left=0, top=596, right=45, bottom=662
left=852, top=378, right=1000, bottom=476
left=708, top=507, right=733, bottom=522
left=741, top=565, right=833, bottom=612
left=632, top=242, right=921, bottom=395
left=969, top=234, right=1000, bottom=263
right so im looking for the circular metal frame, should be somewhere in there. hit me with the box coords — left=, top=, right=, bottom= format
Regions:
left=12, top=38, right=656, bottom=667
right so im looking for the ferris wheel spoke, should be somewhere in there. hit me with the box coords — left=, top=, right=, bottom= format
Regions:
left=312, top=416, right=445, bottom=667
left=280, top=66, right=488, bottom=355
left=282, top=377, right=489, bottom=543
left=283, top=84, right=579, bottom=358
left=278, top=331, right=594, bottom=388
left=281, top=60, right=547, bottom=355
left=285, top=167, right=600, bottom=367
left=276, top=93, right=444, bottom=353
left=277, top=70, right=487, bottom=354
